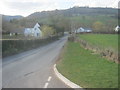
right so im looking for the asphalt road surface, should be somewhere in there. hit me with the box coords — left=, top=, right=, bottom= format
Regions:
left=2, top=36, right=69, bottom=88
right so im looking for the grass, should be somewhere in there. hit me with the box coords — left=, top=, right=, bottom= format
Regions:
left=57, top=41, right=118, bottom=88
left=78, top=34, right=118, bottom=52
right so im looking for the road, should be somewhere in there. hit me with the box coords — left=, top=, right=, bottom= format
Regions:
left=2, top=36, right=69, bottom=88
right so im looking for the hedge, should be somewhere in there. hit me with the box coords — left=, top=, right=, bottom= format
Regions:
left=2, top=36, right=59, bottom=57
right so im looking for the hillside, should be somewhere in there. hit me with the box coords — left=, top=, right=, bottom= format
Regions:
left=27, top=7, right=118, bottom=19
left=2, top=15, right=23, bottom=21
left=2, top=6, right=118, bottom=34
left=2, top=14, right=24, bottom=33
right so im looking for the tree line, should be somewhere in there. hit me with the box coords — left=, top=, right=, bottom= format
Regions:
left=2, top=7, right=118, bottom=35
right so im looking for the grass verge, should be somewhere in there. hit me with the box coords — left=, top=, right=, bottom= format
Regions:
left=57, top=41, right=118, bottom=88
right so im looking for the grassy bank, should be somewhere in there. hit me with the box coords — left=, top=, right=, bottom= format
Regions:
left=57, top=41, right=118, bottom=88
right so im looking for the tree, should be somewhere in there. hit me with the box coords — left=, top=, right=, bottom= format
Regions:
left=92, top=21, right=105, bottom=33
left=41, top=25, right=56, bottom=37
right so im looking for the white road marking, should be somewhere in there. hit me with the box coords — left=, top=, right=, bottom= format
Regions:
left=44, top=82, right=49, bottom=88
left=47, top=76, right=52, bottom=82
left=43, top=76, right=52, bottom=88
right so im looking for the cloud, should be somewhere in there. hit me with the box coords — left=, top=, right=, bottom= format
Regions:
left=5, top=2, right=44, bottom=10
left=1, top=0, right=60, bottom=16
left=1, top=0, right=75, bottom=16
left=0, top=0, right=118, bottom=16
left=73, top=0, right=119, bottom=7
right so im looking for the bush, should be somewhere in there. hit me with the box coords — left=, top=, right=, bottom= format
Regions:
left=2, top=36, right=59, bottom=57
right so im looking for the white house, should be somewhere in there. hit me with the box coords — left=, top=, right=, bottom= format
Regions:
left=24, top=23, right=42, bottom=37
left=75, top=27, right=84, bottom=33
left=115, top=26, right=120, bottom=32
left=75, top=27, right=92, bottom=33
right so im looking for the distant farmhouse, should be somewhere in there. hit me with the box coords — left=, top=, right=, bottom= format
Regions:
left=75, top=27, right=92, bottom=34
left=115, top=25, right=120, bottom=32
left=24, top=23, right=42, bottom=37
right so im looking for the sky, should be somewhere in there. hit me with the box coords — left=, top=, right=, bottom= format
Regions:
left=0, top=0, right=119, bottom=17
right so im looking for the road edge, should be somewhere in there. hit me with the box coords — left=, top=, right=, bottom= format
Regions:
left=53, top=64, right=82, bottom=88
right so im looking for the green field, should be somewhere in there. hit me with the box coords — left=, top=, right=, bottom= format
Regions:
left=57, top=41, right=118, bottom=88
left=78, top=34, right=118, bottom=52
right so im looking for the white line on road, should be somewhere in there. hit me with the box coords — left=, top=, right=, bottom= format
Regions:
left=44, top=82, right=49, bottom=88
left=43, top=76, right=52, bottom=88
left=47, top=76, right=52, bottom=82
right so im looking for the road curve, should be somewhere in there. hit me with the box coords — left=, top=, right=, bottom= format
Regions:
left=2, top=36, right=69, bottom=88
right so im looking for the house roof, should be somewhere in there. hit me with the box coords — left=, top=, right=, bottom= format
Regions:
left=34, top=23, right=40, bottom=28
left=116, top=25, right=120, bottom=28
left=10, top=28, right=24, bottom=34
left=78, top=27, right=92, bottom=30
left=25, top=22, right=41, bottom=28
left=83, top=28, right=92, bottom=30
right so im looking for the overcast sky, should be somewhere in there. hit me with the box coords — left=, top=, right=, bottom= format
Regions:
left=0, top=0, right=119, bottom=17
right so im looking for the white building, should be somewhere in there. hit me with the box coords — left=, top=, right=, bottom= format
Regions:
left=115, top=26, right=120, bottom=32
left=75, top=27, right=92, bottom=33
left=24, top=23, right=42, bottom=37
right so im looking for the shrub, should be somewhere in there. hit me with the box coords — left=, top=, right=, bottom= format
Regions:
left=2, top=36, right=59, bottom=57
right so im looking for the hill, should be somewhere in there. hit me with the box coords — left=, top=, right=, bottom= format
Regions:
left=2, top=15, right=23, bottom=21
left=27, top=7, right=118, bottom=19
left=2, top=6, right=118, bottom=34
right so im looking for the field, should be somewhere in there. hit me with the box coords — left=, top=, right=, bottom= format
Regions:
left=57, top=41, right=118, bottom=88
left=78, top=34, right=118, bottom=52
